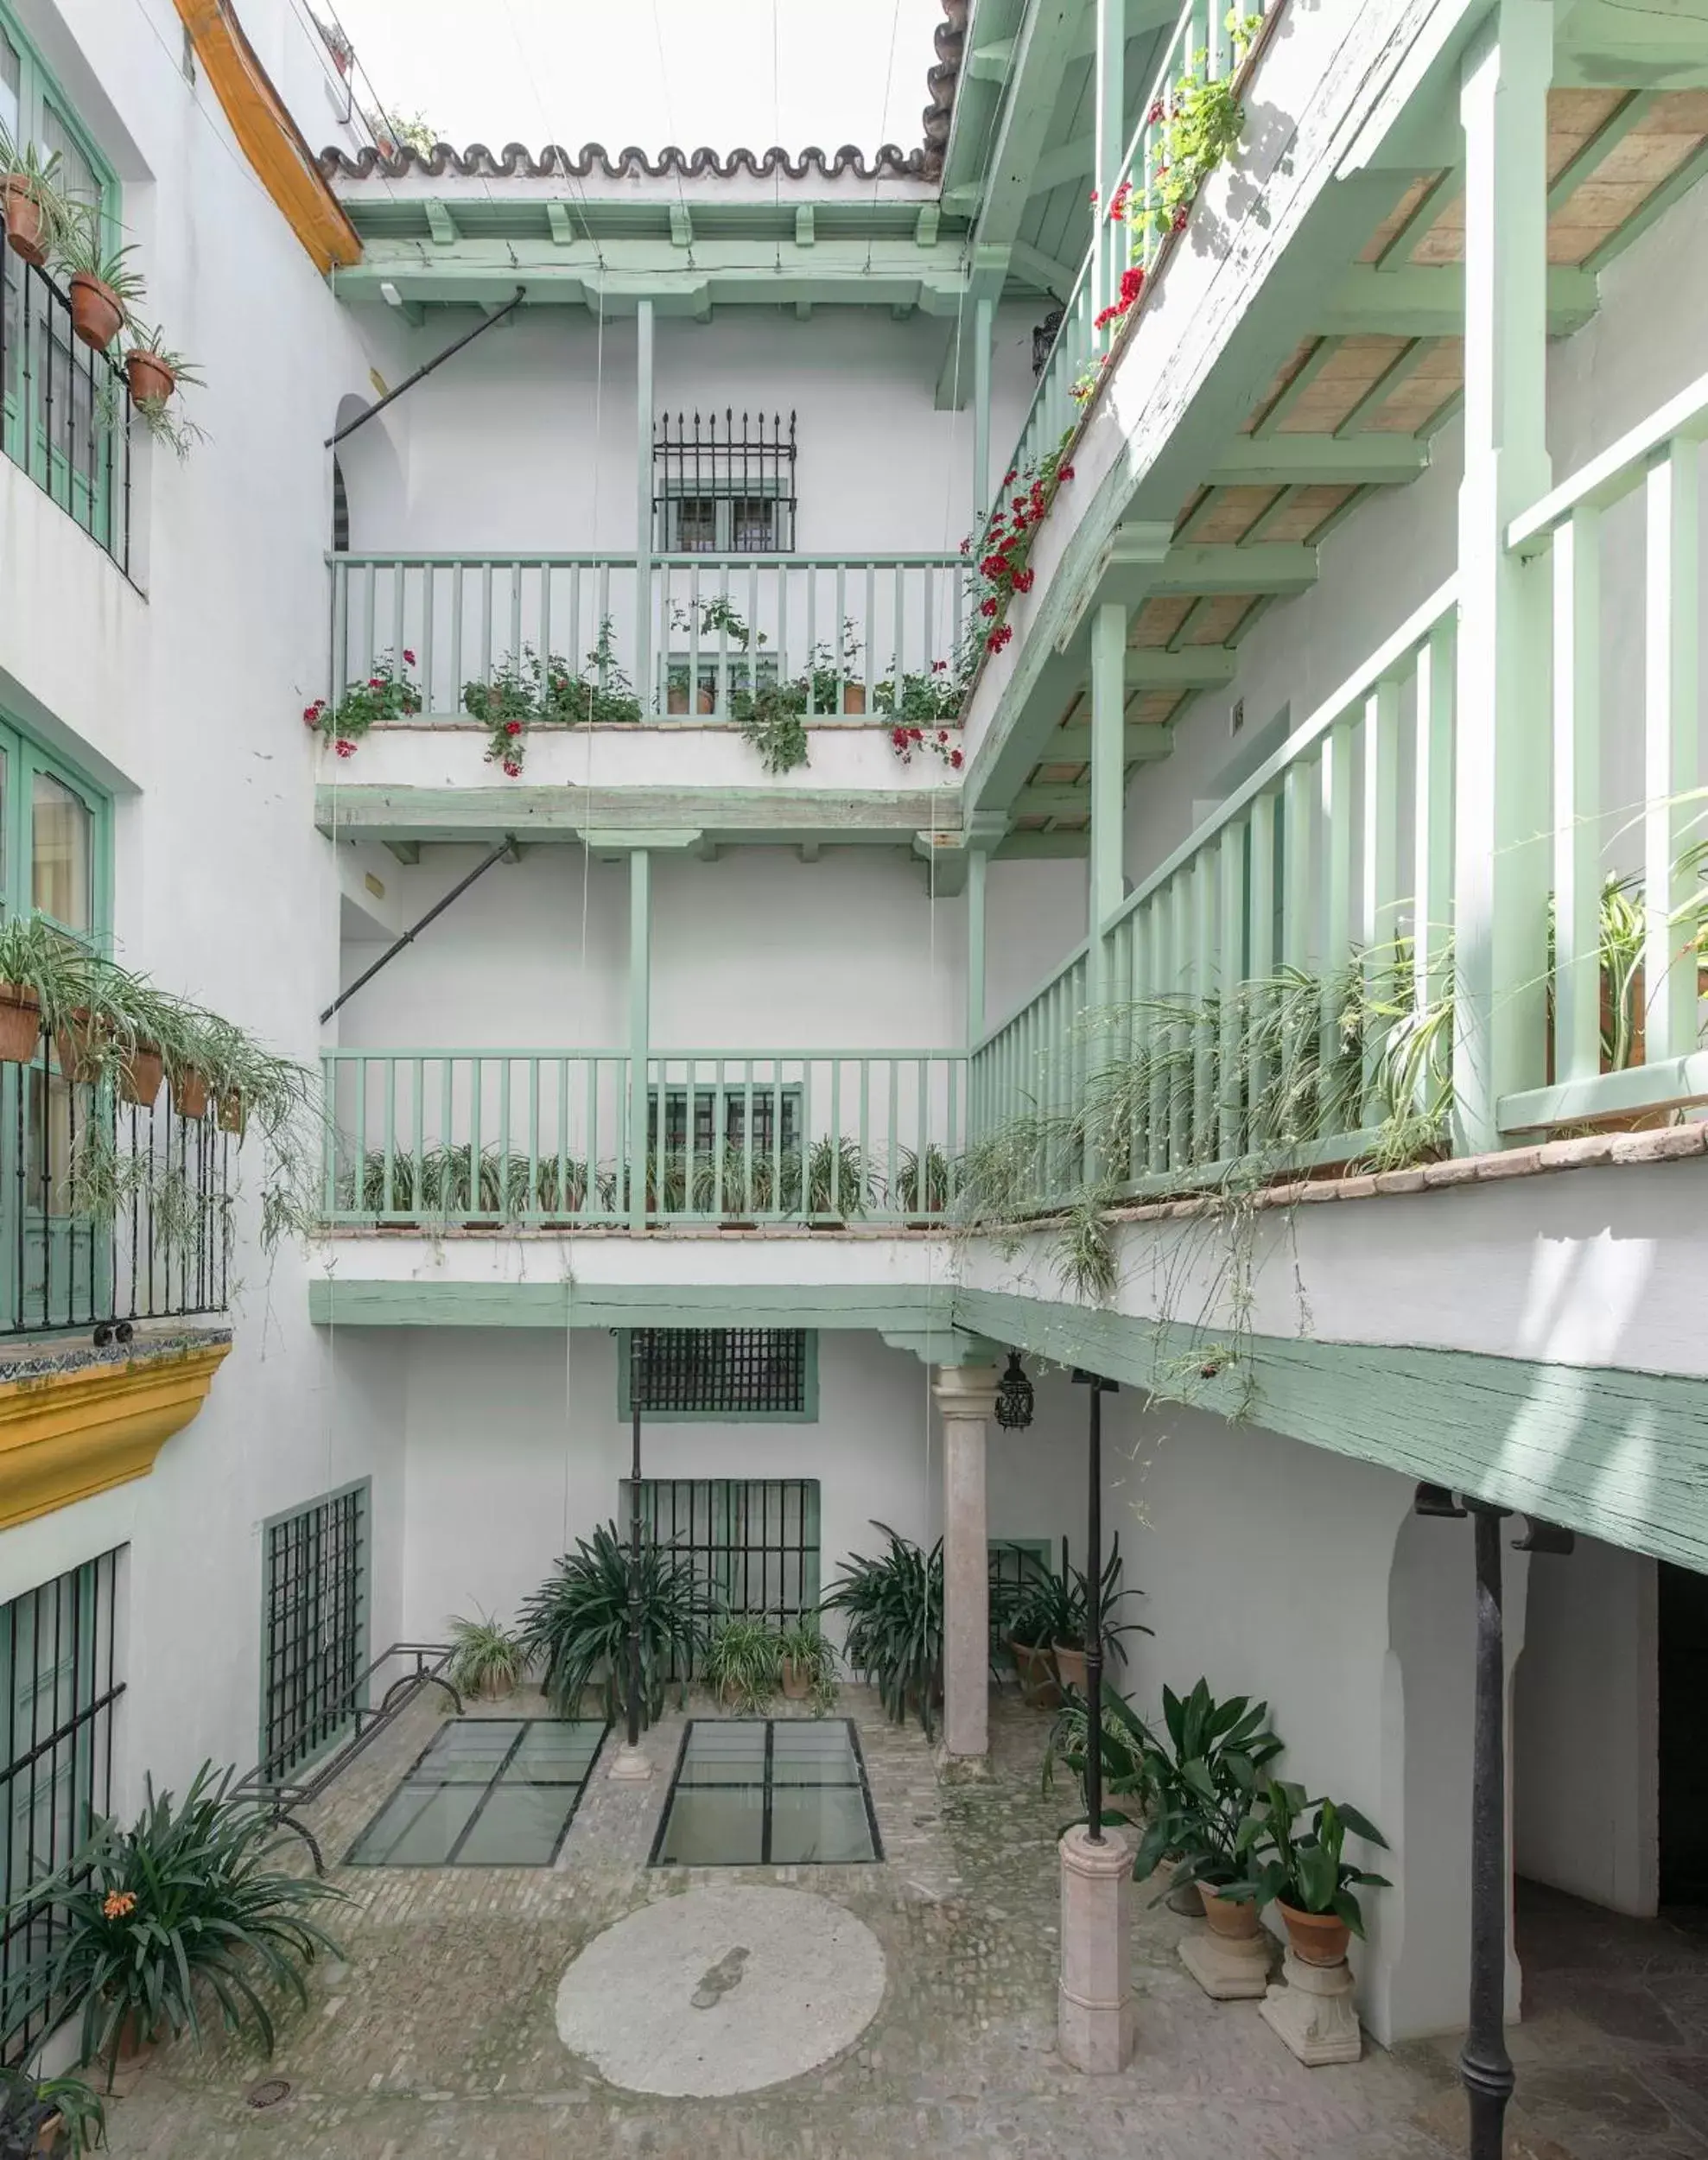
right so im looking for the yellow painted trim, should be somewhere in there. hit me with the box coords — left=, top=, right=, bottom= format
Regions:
left=171, top=0, right=361, bottom=273
left=0, top=1343, right=232, bottom=1529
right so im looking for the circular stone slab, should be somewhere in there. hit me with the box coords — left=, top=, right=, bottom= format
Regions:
left=555, top=1885, right=886, bottom=2096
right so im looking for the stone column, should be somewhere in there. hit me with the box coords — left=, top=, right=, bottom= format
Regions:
left=932, top=1363, right=999, bottom=1773
left=1059, top=1823, right=1134, bottom=2072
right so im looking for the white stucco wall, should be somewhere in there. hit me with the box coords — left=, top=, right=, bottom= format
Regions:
left=1514, top=1535, right=1658, bottom=1917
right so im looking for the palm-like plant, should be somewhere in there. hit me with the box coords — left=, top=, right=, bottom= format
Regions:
left=518, top=1522, right=708, bottom=1723
left=823, top=1523, right=943, bottom=1738
left=6, top=1765, right=346, bottom=2080
left=0, top=2066, right=105, bottom=2158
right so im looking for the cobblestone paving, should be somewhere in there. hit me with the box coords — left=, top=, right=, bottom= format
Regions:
left=97, top=1690, right=1698, bottom=2160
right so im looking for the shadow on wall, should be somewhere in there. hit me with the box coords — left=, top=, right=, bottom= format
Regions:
left=330, top=390, right=406, bottom=556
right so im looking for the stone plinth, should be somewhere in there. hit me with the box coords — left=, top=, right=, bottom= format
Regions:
left=1260, top=1949, right=1362, bottom=2064
left=1179, top=1922, right=1273, bottom=2000
left=606, top=1739, right=654, bottom=1782
left=1057, top=1825, right=1134, bottom=2073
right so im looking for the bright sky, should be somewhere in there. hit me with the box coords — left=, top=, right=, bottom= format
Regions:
left=328, top=0, right=944, bottom=155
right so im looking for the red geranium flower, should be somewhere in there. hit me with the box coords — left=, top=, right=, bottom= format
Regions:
left=502, top=759, right=521, bottom=777
left=1059, top=464, right=1075, bottom=481
left=334, top=738, right=357, bottom=758
left=1003, top=468, right=1017, bottom=485
left=403, top=649, right=416, bottom=666
left=980, top=596, right=999, bottom=618
left=1173, top=206, right=1189, bottom=232
left=1148, top=98, right=1165, bottom=123
left=937, top=729, right=949, bottom=742
left=909, top=727, right=924, bottom=741
left=930, top=658, right=947, bottom=673
left=505, top=719, right=522, bottom=736
left=949, top=747, right=964, bottom=769
left=987, top=624, right=1013, bottom=653
left=1013, top=569, right=1035, bottom=594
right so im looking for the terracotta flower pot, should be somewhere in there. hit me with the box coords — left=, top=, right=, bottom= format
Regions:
left=1, top=177, right=48, bottom=267
left=54, top=1008, right=108, bottom=1085
left=780, top=1657, right=812, bottom=1700
left=124, top=349, right=175, bottom=405
left=0, top=983, right=41, bottom=1064
left=667, top=684, right=689, bottom=714
left=1278, top=1901, right=1351, bottom=1967
left=696, top=688, right=716, bottom=715
left=1053, top=1642, right=1089, bottom=1693
left=841, top=683, right=867, bottom=715
left=218, top=1090, right=245, bottom=1135
left=1198, top=1882, right=1263, bottom=1941
left=68, top=271, right=124, bottom=353
left=1009, top=1637, right=1062, bottom=1709
left=171, top=1067, right=210, bottom=1121
left=118, top=1044, right=163, bottom=1109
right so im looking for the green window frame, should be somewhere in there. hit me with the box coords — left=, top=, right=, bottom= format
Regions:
left=617, top=1327, right=819, bottom=1424
left=0, top=708, right=113, bottom=944
left=258, top=1479, right=371, bottom=1783
left=0, top=4, right=119, bottom=232
left=635, top=1477, right=822, bottom=1631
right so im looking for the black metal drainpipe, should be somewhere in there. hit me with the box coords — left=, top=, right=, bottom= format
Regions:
left=324, top=285, right=528, bottom=447
left=320, top=835, right=517, bottom=1025
left=1072, top=1369, right=1118, bottom=1839
left=626, top=1331, right=644, bottom=1755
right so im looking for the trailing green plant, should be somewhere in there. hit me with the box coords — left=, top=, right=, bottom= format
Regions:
left=304, top=647, right=422, bottom=753
left=892, top=1142, right=956, bottom=1217
left=0, top=912, right=98, bottom=1034
left=805, top=1134, right=872, bottom=1218
left=49, top=206, right=146, bottom=321
left=823, top=1523, right=943, bottom=1738
left=777, top=1611, right=840, bottom=1712
left=518, top=1522, right=708, bottom=1723
left=702, top=1615, right=782, bottom=1712
left=5, top=1764, right=347, bottom=2080
left=732, top=677, right=810, bottom=774
left=805, top=619, right=863, bottom=714
left=446, top=1610, right=529, bottom=1698
left=573, top=619, right=644, bottom=725
left=874, top=658, right=962, bottom=732
left=0, top=2066, right=105, bottom=2158
left=117, top=324, right=206, bottom=460
left=1231, top=1776, right=1390, bottom=1935
left=0, top=129, right=70, bottom=257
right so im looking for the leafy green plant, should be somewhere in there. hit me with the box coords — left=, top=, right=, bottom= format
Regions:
left=446, top=1610, right=529, bottom=1698
left=0, top=129, right=69, bottom=259
left=518, top=1522, right=707, bottom=1723
left=0, top=2065, right=105, bottom=2158
left=1056, top=1534, right=1151, bottom=1668
left=732, top=677, right=810, bottom=774
left=49, top=206, right=146, bottom=318
left=573, top=619, right=644, bottom=725
left=873, top=660, right=962, bottom=730
left=1001, top=1544, right=1079, bottom=1650
left=0, top=912, right=98, bottom=1036
left=7, top=1765, right=347, bottom=2080
left=1041, top=1681, right=1165, bottom=1834
left=892, top=1142, right=955, bottom=1217
left=806, top=1134, right=871, bottom=1218
left=1234, top=1776, right=1390, bottom=1935
left=117, top=324, right=206, bottom=459
left=805, top=619, right=863, bottom=714
left=1127, top=1680, right=1284, bottom=1893
left=777, top=1612, right=839, bottom=1710
left=824, top=1524, right=943, bottom=1738
left=702, top=1616, right=782, bottom=1712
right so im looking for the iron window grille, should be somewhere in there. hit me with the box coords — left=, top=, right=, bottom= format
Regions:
left=649, top=1084, right=801, bottom=1158
left=0, top=1547, right=124, bottom=2063
left=621, top=1329, right=816, bottom=1422
left=261, top=1482, right=369, bottom=1784
left=0, top=250, right=130, bottom=576
left=635, top=1477, right=821, bottom=1649
left=653, top=410, right=797, bottom=555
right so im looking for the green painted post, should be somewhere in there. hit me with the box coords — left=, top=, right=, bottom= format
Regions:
left=973, top=295, right=994, bottom=524
left=635, top=300, right=656, bottom=715
left=1552, top=510, right=1602, bottom=1085
left=968, top=846, right=987, bottom=1046
left=1452, top=0, right=1555, bottom=1151
left=1643, top=439, right=1700, bottom=1064
left=1089, top=602, right=1127, bottom=987
left=628, top=849, right=651, bottom=1229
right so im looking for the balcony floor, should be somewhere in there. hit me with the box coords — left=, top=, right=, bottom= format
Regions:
left=91, top=1687, right=1680, bottom=2160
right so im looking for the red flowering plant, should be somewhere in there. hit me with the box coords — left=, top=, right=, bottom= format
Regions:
left=876, top=654, right=963, bottom=765
left=961, top=446, right=1075, bottom=658
left=302, top=647, right=421, bottom=755
left=461, top=621, right=643, bottom=777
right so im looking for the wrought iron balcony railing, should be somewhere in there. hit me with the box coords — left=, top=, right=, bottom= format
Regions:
left=0, top=247, right=132, bottom=578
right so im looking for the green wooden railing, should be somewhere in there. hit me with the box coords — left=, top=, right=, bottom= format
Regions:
left=1013, top=0, right=1276, bottom=481
left=322, top=1050, right=968, bottom=1226
left=327, top=553, right=967, bottom=722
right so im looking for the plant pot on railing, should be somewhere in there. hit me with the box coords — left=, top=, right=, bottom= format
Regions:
left=0, top=176, right=48, bottom=267
left=54, top=1008, right=109, bottom=1085
left=68, top=272, right=124, bottom=353
left=841, top=683, right=867, bottom=715
left=118, top=1043, right=163, bottom=1109
left=170, top=1066, right=210, bottom=1121
left=0, top=983, right=41, bottom=1064
left=124, top=349, right=175, bottom=405
left=218, top=1091, right=245, bottom=1135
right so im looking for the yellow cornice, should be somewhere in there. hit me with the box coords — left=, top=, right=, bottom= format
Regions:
left=172, top=0, right=361, bottom=273
left=0, top=1342, right=232, bottom=1528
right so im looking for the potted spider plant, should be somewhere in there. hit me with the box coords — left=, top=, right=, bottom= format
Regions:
left=778, top=1611, right=838, bottom=1706
left=445, top=1610, right=528, bottom=1700
left=823, top=1523, right=943, bottom=1738
left=52, top=206, right=145, bottom=353
left=1000, top=1543, right=1076, bottom=1707
left=518, top=1522, right=707, bottom=1725
left=702, top=1615, right=782, bottom=1712
left=0, top=131, right=66, bottom=268
left=1051, top=1533, right=1150, bottom=1692
left=0, top=913, right=101, bottom=1065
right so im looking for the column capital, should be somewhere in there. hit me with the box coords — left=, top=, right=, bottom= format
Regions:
left=932, top=1362, right=1000, bottom=1419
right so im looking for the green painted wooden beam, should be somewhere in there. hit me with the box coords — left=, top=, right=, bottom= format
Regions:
left=1251, top=340, right=1334, bottom=438
left=335, top=237, right=973, bottom=314
left=314, top=785, right=962, bottom=844
left=1371, top=167, right=1461, bottom=268
left=1331, top=339, right=1435, bottom=438
left=1048, top=720, right=1174, bottom=760
left=951, top=1287, right=1708, bottom=1572
left=1210, top=435, right=1430, bottom=486
left=1144, top=542, right=1321, bottom=595
left=1010, top=240, right=1080, bottom=299
left=1583, top=135, right=1708, bottom=276
left=309, top=1278, right=951, bottom=1334
left=422, top=198, right=456, bottom=245
left=1320, top=263, right=1598, bottom=336
left=995, top=829, right=1090, bottom=858
left=969, top=0, right=1089, bottom=270
left=1126, top=647, right=1238, bottom=688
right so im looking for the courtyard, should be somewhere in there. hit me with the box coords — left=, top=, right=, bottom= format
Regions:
left=86, top=1687, right=1708, bottom=2160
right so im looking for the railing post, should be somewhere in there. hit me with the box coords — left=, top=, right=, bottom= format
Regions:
left=1093, top=0, right=1125, bottom=322
left=968, top=844, right=988, bottom=1047
left=628, top=850, right=651, bottom=1229
left=635, top=300, right=656, bottom=715
left=973, top=295, right=994, bottom=524
left=1451, top=0, right=1554, bottom=1152
left=1088, top=601, right=1127, bottom=1176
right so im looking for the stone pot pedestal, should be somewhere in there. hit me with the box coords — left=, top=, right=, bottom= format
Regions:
left=606, top=1740, right=653, bottom=1782
left=1260, top=1950, right=1362, bottom=2065
left=1179, top=1922, right=1273, bottom=2001
left=1057, top=1825, right=1134, bottom=2074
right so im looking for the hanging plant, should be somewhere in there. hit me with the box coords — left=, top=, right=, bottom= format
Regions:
left=302, top=648, right=422, bottom=756
left=0, top=130, right=67, bottom=267
left=49, top=203, right=145, bottom=353
left=732, top=678, right=810, bottom=775
left=886, top=722, right=964, bottom=772
left=120, top=324, right=206, bottom=461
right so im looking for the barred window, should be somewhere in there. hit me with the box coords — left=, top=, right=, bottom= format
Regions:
left=638, top=1478, right=821, bottom=1644
left=619, top=1328, right=816, bottom=1421
left=0, top=1547, right=124, bottom=2062
left=261, top=1482, right=368, bottom=1782
left=653, top=410, right=797, bottom=555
